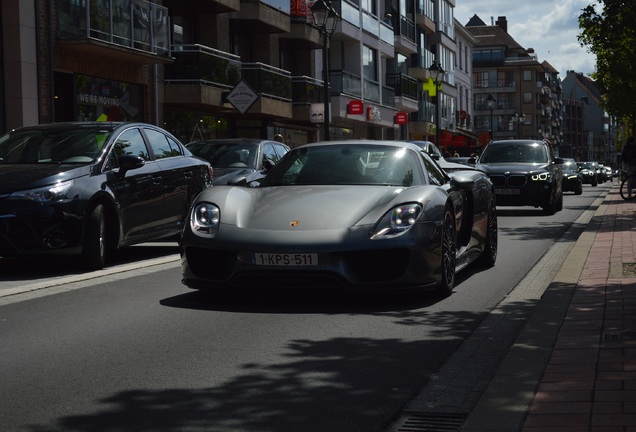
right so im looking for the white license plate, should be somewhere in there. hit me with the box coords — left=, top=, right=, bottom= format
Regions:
left=496, top=188, right=520, bottom=195
left=253, top=253, right=318, bottom=266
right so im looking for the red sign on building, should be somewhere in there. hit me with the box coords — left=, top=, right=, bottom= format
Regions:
left=348, top=100, right=364, bottom=115
left=395, top=112, right=408, bottom=125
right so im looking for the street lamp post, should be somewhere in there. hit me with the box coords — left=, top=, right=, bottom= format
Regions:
left=512, top=112, right=526, bottom=139
left=428, top=60, right=445, bottom=147
left=310, top=0, right=340, bottom=141
left=486, top=93, right=495, bottom=140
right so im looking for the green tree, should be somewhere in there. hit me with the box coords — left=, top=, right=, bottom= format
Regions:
left=578, top=1, right=636, bottom=136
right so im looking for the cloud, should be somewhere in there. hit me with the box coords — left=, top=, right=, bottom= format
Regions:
left=455, top=0, right=596, bottom=75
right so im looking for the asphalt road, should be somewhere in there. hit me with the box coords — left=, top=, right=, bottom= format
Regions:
left=0, top=183, right=612, bottom=432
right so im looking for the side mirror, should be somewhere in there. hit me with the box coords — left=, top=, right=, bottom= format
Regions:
left=262, top=159, right=275, bottom=171
left=118, top=155, right=145, bottom=171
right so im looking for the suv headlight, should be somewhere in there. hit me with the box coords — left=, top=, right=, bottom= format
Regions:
left=531, top=172, right=551, bottom=181
left=191, top=203, right=220, bottom=237
left=11, top=180, right=74, bottom=203
left=371, top=203, right=422, bottom=239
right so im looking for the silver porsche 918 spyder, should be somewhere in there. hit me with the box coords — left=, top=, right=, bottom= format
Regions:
left=180, top=140, right=497, bottom=296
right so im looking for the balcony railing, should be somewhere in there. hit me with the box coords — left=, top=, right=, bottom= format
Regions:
left=57, top=0, right=170, bottom=56
left=332, top=0, right=361, bottom=28
left=398, top=16, right=416, bottom=42
left=382, top=86, right=396, bottom=107
left=165, top=44, right=241, bottom=89
left=364, top=79, right=381, bottom=103
left=385, top=73, right=418, bottom=100
left=415, top=100, right=435, bottom=123
left=416, top=0, right=434, bottom=20
left=329, top=70, right=362, bottom=98
left=292, top=76, right=324, bottom=105
left=241, top=63, right=292, bottom=102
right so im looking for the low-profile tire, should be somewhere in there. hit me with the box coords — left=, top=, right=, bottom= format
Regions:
left=575, top=184, right=583, bottom=195
left=556, top=190, right=563, bottom=211
left=80, top=204, right=106, bottom=270
left=435, top=207, right=456, bottom=297
left=478, top=199, right=497, bottom=268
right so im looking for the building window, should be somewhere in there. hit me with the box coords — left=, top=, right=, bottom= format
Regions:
left=363, top=46, right=377, bottom=81
left=474, top=71, right=489, bottom=88
left=523, top=91, right=533, bottom=103
left=497, top=71, right=514, bottom=87
left=523, top=70, right=532, bottom=81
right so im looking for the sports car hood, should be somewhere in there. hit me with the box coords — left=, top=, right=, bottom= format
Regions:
left=475, top=162, right=550, bottom=175
left=0, top=164, right=91, bottom=195
left=201, top=185, right=423, bottom=230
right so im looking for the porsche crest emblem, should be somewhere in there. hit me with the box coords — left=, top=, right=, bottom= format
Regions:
left=290, top=220, right=300, bottom=227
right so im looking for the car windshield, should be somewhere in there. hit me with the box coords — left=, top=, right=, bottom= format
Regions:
left=479, top=142, right=548, bottom=164
left=0, top=126, right=113, bottom=164
left=563, top=160, right=579, bottom=172
left=577, top=162, right=595, bottom=170
left=260, top=144, right=423, bottom=187
left=188, top=141, right=258, bottom=169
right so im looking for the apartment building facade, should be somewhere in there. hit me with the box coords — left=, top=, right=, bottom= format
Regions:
left=1, top=0, right=479, bottom=148
left=466, top=15, right=563, bottom=154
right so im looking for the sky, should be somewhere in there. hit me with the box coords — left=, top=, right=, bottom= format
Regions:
left=454, top=0, right=599, bottom=77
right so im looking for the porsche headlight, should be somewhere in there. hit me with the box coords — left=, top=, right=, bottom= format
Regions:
left=531, top=172, right=551, bottom=181
left=371, top=203, right=422, bottom=239
left=191, top=203, right=220, bottom=237
left=11, top=180, right=74, bottom=203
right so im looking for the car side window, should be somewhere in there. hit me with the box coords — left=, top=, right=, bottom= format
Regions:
left=420, top=151, right=446, bottom=186
left=144, top=128, right=181, bottom=159
left=263, top=143, right=279, bottom=166
left=106, top=128, right=150, bottom=169
left=272, top=143, right=289, bottom=160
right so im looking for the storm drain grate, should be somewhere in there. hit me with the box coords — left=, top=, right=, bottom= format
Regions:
left=395, top=413, right=466, bottom=432
left=623, top=262, right=636, bottom=277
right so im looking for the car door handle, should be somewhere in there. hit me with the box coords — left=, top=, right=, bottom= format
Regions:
left=184, top=171, right=193, bottom=180
left=152, top=175, right=162, bottom=185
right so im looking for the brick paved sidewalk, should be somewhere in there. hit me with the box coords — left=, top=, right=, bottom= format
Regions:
left=522, top=186, right=636, bottom=432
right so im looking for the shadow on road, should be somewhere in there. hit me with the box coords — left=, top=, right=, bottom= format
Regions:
left=0, top=242, right=179, bottom=282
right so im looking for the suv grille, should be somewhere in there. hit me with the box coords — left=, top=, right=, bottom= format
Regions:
left=488, top=174, right=527, bottom=187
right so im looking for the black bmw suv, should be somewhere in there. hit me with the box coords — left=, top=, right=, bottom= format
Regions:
left=474, top=139, right=564, bottom=215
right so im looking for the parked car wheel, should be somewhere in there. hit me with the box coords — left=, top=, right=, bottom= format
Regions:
left=479, top=199, right=498, bottom=268
left=81, top=204, right=106, bottom=270
left=436, top=207, right=457, bottom=297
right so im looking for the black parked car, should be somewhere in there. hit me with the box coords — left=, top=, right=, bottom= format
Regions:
left=186, top=138, right=290, bottom=186
left=0, top=122, right=212, bottom=269
left=474, top=139, right=564, bottom=215
left=576, top=161, right=599, bottom=186
left=561, top=158, right=583, bottom=195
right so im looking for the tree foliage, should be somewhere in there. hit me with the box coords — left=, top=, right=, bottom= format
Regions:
left=578, top=1, right=636, bottom=134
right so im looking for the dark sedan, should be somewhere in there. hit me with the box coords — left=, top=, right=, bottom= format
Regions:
left=562, top=158, right=583, bottom=195
left=576, top=161, right=599, bottom=186
left=186, top=138, right=290, bottom=186
left=474, top=139, right=564, bottom=215
left=0, top=122, right=212, bottom=269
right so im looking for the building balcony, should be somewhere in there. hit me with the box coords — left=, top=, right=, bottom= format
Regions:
left=280, top=15, right=322, bottom=49
left=394, top=16, right=417, bottom=55
left=231, top=0, right=290, bottom=34
left=164, top=0, right=240, bottom=14
left=164, top=44, right=241, bottom=110
left=386, top=73, right=418, bottom=112
left=291, top=76, right=324, bottom=122
left=241, top=62, right=293, bottom=118
left=415, top=0, right=435, bottom=34
left=57, top=0, right=172, bottom=64
left=329, top=70, right=362, bottom=99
